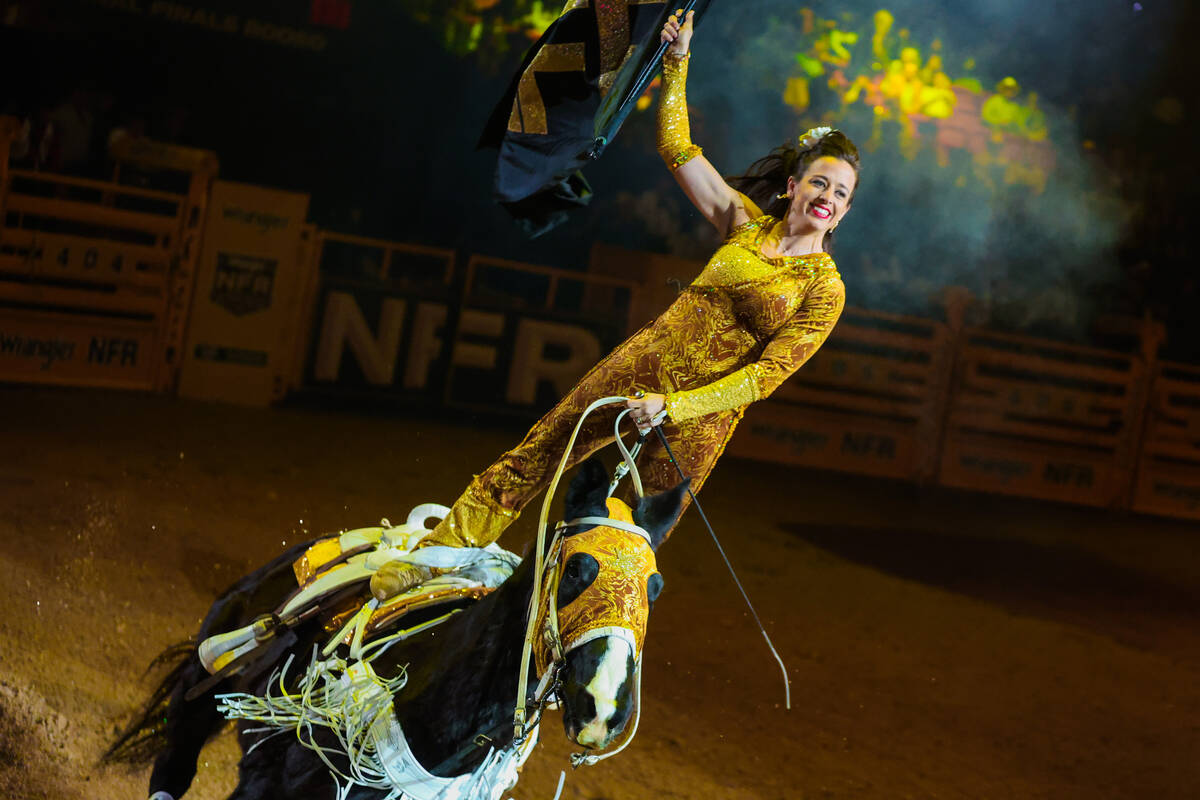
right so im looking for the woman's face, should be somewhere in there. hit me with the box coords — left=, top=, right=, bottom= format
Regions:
left=786, top=156, right=857, bottom=234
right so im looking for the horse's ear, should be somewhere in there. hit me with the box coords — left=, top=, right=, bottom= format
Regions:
left=634, top=478, right=691, bottom=551
left=564, top=456, right=610, bottom=521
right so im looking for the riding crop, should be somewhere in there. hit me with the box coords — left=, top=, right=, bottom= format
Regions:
left=649, top=423, right=792, bottom=711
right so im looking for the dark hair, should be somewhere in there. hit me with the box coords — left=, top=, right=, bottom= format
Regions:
left=727, top=129, right=861, bottom=252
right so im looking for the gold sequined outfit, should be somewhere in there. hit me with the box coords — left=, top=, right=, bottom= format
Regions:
left=423, top=50, right=846, bottom=549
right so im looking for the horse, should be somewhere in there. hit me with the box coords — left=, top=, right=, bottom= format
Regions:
left=106, top=456, right=689, bottom=800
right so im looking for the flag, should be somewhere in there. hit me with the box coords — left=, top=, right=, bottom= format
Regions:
left=481, top=0, right=711, bottom=237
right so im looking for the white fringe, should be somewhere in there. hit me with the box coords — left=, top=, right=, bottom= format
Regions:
left=216, top=648, right=534, bottom=800
left=218, top=647, right=408, bottom=799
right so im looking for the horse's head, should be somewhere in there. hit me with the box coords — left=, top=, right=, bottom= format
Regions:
left=536, top=457, right=688, bottom=751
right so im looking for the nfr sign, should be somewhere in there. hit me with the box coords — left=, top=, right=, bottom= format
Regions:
left=312, top=292, right=448, bottom=391
left=307, top=286, right=621, bottom=414
left=88, top=337, right=139, bottom=367
left=448, top=311, right=607, bottom=411
left=0, top=312, right=155, bottom=388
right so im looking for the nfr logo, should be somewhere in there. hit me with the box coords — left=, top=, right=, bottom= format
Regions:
left=841, top=431, right=896, bottom=459
left=1043, top=462, right=1094, bottom=488
left=88, top=337, right=138, bottom=366
left=311, top=290, right=604, bottom=406
left=212, top=253, right=276, bottom=316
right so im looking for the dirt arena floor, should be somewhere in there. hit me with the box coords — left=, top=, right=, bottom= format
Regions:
left=1, top=386, right=1197, bottom=800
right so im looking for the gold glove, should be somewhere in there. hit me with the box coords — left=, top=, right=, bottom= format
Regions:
left=657, top=51, right=702, bottom=171
left=665, top=364, right=762, bottom=421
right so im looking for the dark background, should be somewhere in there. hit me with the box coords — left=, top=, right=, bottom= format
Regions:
left=3, top=0, right=1196, bottom=354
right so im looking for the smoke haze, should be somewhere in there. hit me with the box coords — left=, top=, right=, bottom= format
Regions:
left=594, top=0, right=1186, bottom=341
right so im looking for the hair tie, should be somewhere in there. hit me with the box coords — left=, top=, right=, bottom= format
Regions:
left=798, top=126, right=834, bottom=150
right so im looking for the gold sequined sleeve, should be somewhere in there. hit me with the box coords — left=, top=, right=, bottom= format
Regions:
left=657, top=52, right=702, bottom=171
left=665, top=276, right=846, bottom=420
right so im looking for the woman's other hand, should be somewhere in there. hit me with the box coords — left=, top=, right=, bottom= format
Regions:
left=660, top=9, right=695, bottom=56
left=626, top=393, right=667, bottom=434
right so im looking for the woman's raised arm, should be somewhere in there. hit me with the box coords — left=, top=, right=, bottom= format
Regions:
left=657, top=11, right=760, bottom=237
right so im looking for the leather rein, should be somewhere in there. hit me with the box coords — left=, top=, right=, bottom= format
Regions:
left=512, top=397, right=655, bottom=768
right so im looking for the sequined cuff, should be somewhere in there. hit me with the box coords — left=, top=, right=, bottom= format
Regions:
left=657, top=49, right=697, bottom=170
left=669, top=144, right=703, bottom=172
left=663, top=50, right=690, bottom=69
left=665, top=365, right=762, bottom=421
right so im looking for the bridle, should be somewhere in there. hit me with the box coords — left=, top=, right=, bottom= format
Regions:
left=509, top=393, right=792, bottom=771
left=513, top=396, right=655, bottom=768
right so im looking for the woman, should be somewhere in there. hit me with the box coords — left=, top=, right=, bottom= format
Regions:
left=420, top=10, right=859, bottom=551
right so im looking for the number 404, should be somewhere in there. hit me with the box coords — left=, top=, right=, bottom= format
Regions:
left=35, top=245, right=124, bottom=272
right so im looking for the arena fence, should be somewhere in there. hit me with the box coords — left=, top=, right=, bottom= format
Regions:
left=0, top=120, right=214, bottom=391
left=5, top=139, right=1200, bottom=522
left=936, top=329, right=1147, bottom=509
left=728, top=306, right=953, bottom=483
left=1132, top=361, right=1200, bottom=520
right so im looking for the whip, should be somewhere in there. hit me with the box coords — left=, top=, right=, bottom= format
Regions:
left=650, top=425, right=792, bottom=710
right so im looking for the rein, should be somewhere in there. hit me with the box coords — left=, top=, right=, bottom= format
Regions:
left=513, top=397, right=651, bottom=764
left=512, top=395, right=791, bottom=774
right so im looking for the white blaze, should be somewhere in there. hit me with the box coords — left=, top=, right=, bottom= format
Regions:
left=576, top=638, right=632, bottom=748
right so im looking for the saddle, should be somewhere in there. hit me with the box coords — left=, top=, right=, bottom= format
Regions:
left=194, top=503, right=519, bottom=686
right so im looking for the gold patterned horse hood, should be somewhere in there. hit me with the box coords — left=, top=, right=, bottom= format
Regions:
left=535, top=497, right=659, bottom=676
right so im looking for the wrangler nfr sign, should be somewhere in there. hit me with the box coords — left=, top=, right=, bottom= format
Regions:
left=179, top=180, right=312, bottom=406
left=0, top=130, right=212, bottom=392
left=0, top=312, right=153, bottom=388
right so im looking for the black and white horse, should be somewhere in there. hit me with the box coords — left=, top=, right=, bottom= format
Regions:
left=107, top=457, right=687, bottom=799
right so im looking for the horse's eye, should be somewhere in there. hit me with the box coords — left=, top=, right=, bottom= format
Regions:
left=557, top=553, right=600, bottom=608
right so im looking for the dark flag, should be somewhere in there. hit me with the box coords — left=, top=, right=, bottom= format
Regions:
left=481, top=0, right=712, bottom=237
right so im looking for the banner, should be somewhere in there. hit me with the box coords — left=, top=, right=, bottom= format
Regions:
left=306, top=280, right=456, bottom=404
left=178, top=180, right=311, bottom=405
left=305, top=283, right=626, bottom=416
left=0, top=309, right=158, bottom=389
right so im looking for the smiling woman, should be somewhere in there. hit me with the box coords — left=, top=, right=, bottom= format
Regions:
left=412, top=10, right=859, bottom=555
left=725, top=131, right=862, bottom=256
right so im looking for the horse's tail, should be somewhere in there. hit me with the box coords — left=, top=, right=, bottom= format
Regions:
left=101, top=639, right=196, bottom=765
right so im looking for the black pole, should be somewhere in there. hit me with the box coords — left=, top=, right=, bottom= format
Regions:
left=590, top=0, right=706, bottom=158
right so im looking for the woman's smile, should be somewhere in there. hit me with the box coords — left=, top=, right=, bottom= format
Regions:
left=808, top=201, right=833, bottom=220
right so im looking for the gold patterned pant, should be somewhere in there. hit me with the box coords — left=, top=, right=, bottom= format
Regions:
left=421, top=352, right=743, bottom=549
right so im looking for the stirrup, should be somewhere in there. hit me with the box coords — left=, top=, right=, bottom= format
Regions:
left=198, top=615, right=276, bottom=675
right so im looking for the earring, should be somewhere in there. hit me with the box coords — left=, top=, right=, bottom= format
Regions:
left=775, top=192, right=791, bottom=200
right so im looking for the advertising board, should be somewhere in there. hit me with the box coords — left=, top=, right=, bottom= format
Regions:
left=1132, top=361, right=1200, bottom=520
left=937, top=330, right=1145, bottom=507
left=728, top=307, right=952, bottom=482
left=177, top=180, right=311, bottom=405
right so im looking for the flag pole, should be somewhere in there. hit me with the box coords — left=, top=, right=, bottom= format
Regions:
left=589, top=0, right=705, bottom=158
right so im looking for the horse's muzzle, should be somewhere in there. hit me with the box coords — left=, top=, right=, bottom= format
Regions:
left=559, top=636, right=636, bottom=749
